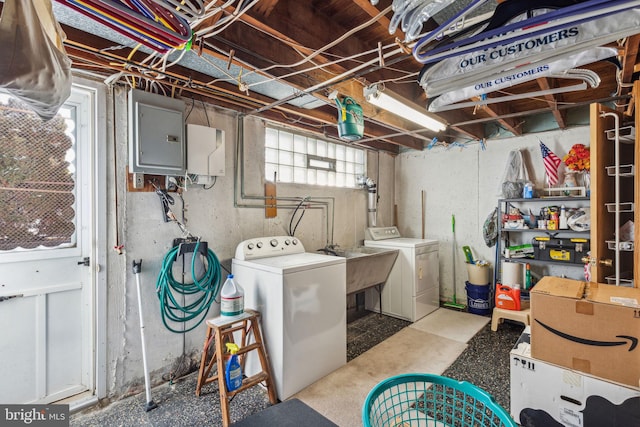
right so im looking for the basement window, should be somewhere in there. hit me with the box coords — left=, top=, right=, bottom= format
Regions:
left=0, top=93, right=81, bottom=252
left=265, top=127, right=365, bottom=188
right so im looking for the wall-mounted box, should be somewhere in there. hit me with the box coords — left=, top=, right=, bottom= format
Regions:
left=128, top=89, right=186, bottom=176
left=186, top=124, right=225, bottom=181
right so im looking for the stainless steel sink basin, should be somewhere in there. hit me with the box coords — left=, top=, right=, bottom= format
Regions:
left=334, top=247, right=398, bottom=295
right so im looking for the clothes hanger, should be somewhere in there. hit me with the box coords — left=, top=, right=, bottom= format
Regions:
left=482, top=0, right=590, bottom=33
left=401, top=0, right=457, bottom=42
left=422, top=46, right=617, bottom=107
left=55, top=0, right=192, bottom=52
left=415, top=0, right=635, bottom=64
left=413, top=0, right=640, bottom=64
left=417, top=3, right=640, bottom=98
left=414, top=0, right=605, bottom=59
left=417, top=0, right=588, bottom=65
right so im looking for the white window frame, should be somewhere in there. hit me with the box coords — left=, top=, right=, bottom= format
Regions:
left=0, top=91, right=89, bottom=262
left=265, top=126, right=366, bottom=188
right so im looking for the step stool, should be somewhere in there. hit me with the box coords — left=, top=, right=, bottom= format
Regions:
left=491, top=307, right=531, bottom=332
left=195, top=309, right=277, bottom=427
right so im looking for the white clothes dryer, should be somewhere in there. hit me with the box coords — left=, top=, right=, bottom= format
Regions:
left=364, top=227, right=440, bottom=322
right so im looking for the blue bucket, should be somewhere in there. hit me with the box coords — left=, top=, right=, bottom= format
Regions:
left=465, top=281, right=491, bottom=315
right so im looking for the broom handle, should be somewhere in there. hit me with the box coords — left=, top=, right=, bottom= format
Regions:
left=452, top=214, right=456, bottom=301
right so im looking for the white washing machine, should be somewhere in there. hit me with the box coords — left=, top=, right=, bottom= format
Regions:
left=232, top=236, right=346, bottom=400
left=364, top=226, right=439, bottom=322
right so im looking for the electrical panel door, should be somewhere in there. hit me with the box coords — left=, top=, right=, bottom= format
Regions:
left=128, top=89, right=186, bottom=176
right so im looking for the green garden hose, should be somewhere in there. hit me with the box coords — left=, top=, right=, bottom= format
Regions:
left=156, top=241, right=222, bottom=333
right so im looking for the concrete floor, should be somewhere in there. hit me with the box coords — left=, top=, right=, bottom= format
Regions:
left=70, top=309, right=523, bottom=426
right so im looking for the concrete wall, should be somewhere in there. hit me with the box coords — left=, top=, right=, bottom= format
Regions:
left=395, top=126, right=591, bottom=303
left=104, top=86, right=395, bottom=398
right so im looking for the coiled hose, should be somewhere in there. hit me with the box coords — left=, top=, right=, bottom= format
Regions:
left=156, top=242, right=222, bottom=333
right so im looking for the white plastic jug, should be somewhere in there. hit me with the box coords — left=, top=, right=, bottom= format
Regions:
left=220, top=274, right=244, bottom=317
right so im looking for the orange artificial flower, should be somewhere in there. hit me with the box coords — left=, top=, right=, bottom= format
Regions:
left=563, top=144, right=590, bottom=171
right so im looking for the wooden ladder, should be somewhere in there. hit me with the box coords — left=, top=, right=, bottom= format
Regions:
left=195, top=309, right=277, bottom=427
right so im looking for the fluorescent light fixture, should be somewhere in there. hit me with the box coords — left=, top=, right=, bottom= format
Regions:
left=363, top=84, right=447, bottom=132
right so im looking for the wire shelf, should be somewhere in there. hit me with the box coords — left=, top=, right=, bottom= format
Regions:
left=605, top=125, right=635, bottom=143
left=605, top=202, right=635, bottom=213
left=605, top=273, right=634, bottom=287
left=606, top=240, right=635, bottom=251
left=605, top=164, right=635, bottom=177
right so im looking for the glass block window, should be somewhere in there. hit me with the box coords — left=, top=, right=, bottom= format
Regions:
left=265, top=127, right=365, bottom=188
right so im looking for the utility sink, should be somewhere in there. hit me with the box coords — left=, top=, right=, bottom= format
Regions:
left=334, top=247, right=399, bottom=295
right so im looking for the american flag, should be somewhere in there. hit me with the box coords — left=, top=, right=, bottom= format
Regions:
left=540, top=141, right=562, bottom=186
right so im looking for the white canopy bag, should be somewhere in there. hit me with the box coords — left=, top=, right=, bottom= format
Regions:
left=499, top=149, right=531, bottom=199
left=0, top=0, right=72, bottom=120
left=420, top=5, right=640, bottom=98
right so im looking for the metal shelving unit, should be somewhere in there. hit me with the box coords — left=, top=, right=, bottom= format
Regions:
left=495, top=197, right=591, bottom=289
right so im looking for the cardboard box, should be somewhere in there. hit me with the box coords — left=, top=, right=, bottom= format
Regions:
left=530, top=277, right=640, bottom=388
left=511, top=328, right=640, bottom=427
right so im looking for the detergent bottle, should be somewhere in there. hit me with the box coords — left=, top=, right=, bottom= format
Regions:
left=220, top=274, right=244, bottom=317
left=224, top=343, right=243, bottom=392
left=495, top=283, right=521, bottom=311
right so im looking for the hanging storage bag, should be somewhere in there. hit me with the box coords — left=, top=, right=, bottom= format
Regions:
left=0, top=0, right=72, bottom=120
left=499, top=149, right=532, bottom=199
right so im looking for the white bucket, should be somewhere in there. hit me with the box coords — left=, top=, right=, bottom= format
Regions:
left=466, top=263, right=491, bottom=285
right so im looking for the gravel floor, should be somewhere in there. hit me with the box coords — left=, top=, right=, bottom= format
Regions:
left=70, top=309, right=523, bottom=426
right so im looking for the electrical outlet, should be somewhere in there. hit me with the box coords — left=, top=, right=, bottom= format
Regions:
left=166, top=176, right=178, bottom=191
left=133, top=173, right=144, bottom=189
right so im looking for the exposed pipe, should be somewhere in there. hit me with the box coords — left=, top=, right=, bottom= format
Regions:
left=240, top=5, right=394, bottom=87
left=449, top=95, right=631, bottom=128
left=358, top=176, right=377, bottom=228
left=249, top=47, right=405, bottom=115
left=233, top=115, right=337, bottom=246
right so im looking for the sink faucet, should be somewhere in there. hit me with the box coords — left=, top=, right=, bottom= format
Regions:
left=317, top=244, right=340, bottom=256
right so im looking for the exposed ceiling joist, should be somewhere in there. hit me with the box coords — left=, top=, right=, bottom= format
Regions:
left=536, top=77, right=568, bottom=129
left=9, top=1, right=640, bottom=152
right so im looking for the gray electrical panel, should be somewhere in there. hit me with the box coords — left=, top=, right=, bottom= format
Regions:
left=128, top=89, right=186, bottom=176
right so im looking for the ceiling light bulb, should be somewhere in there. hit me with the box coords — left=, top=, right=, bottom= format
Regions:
left=364, top=85, right=446, bottom=132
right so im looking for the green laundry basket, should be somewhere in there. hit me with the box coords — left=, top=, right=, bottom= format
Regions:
left=362, top=373, right=517, bottom=427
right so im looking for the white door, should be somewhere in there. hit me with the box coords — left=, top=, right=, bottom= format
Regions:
left=0, top=89, right=95, bottom=404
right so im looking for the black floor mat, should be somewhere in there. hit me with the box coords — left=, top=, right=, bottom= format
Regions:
left=230, top=398, right=338, bottom=427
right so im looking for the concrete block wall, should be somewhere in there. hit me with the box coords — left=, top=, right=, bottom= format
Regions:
left=395, top=126, right=591, bottom=303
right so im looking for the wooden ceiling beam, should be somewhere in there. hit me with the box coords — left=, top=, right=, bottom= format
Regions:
left=619, top=34, right=640, bottom=115
left=61, top=29, right=407, bottom=152
left=473, top=98, right=523, bottom=136
left=351, top=0, right=400, bottom=38
left=253, top=0, right=281, bottom=17
left=236, top=2, right=426, bottom=106
left=536, top=77, right=568, bottom=129
left=205, top=26, right=428, bottom=149
left=450, top=124, right=485, bottom=141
